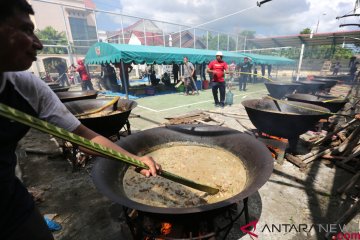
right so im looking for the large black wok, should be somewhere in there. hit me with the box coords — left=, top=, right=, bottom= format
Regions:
left=264, top=82, right=301, bottom=99
left=312, top=78, right=338, bottom=89
left=47, top=82, right=60, bottom=88
left=65, top=99, right=137, bottom=137
left=242, top=98, right=330, bottom=152
left=294, top=81, right=326, bottom=94
left=51, top=86, right=71, bottom=92
left=313, top=75, right=351, bottom=81
left=56, top=90, right=98, bottom=103
left=286, top=93, right=348, bottom=113
left=92, top=125, right=274, bottom=215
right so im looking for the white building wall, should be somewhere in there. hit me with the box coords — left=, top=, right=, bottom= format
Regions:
left=128, top=34, right=142, bottom=45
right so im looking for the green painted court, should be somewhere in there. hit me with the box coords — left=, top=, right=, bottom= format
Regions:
left=129, top=83, right=269, bottom=130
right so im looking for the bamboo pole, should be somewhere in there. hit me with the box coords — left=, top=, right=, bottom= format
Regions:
left=0, top=103, right=219, bottom=195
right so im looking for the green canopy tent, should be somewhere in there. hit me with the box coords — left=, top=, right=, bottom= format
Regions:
left=85, top=42, right=246, bottom=65
left=240, top=53, right=295, bottom=65
left=84, top=42, right=247, bottom=97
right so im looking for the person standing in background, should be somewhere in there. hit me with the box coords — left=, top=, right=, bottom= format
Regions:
left=229, top=61, right=236, bottom=82
left=76, top=59, right=94, bottom=91
left=116, top=63, right=133, bottom=94
left=332, top=61, right=341, bottom=76
left=67, top=64, right=78, bottom=85
left=253, top=66, right=258, bottom=83
left=261, top=64, right=266, bottom=81
left=181, top=56, right=195, bottom=95
left=55, top=62, right=69, bottom=87
left=267, top=64, right=272, bottom=78
left=238, top=57, right=251, bottom=91
left=172, top=63, right=179, bottom=84
left=101, top=63, right=120, bottom=92
left=200, top=62, right=207, bottom=81
left=207, top=51, right=228, bottom=107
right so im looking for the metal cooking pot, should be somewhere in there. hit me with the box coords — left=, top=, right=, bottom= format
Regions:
left=242, top=98, right=330, bottom=152
left=51, top=86, right=71, bottom=92
left=92, top=125, right=274, bottom=215
left=286, top=93, right=347, bottom=113
left=264, top=82, right=301, bottom=99
left=242, top=98, right=330, bottom=139
left=56, top=90, right=98, bottom=103
left=311, top=79, right=338, bottom=89
left=65, top=99, right=137, bottom=137
left=293, top=81, right=326, bottom=94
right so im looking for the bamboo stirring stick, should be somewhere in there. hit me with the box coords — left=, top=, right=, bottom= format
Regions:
left=0, top=103, right=219, bottom=195
left=75, top=96, right=120, bottom=117
left=322, top=98, right=346, bottom=103
left=265, top=96, right=354, bottom=118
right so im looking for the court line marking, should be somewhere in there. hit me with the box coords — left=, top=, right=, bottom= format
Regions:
left=138, top=89, right=267, bottom=113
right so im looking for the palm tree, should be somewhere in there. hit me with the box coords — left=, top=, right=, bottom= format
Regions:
left=35, top=26, right=68, bottom=54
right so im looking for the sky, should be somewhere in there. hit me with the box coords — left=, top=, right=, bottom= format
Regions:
left=92, top=0, right=359, bottom=37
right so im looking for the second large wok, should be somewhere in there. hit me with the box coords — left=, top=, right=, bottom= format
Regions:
left=242, top=98, right=330, bottom=141
left=65, top=99, right=137, bottom=137
left=56, top=90, right=98, bottom=103
left=294, top=81, right=326, bottom=94
left=286, top=93, right=348, bottom=113
left=92, top=124, right=274, bottom=215
left=264, top=82, right=301, bottom=99
left=312, top=78, right=338, bottom=89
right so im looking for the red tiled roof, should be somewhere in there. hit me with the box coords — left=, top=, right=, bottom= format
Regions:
left=131, top=31, right=164, bottom=46
left=84, top=0, right=96, bottom=9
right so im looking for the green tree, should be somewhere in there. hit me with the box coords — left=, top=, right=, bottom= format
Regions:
left=238, top=30, right=256, bottom=50
left=35, top=26, right=68, bottom=54
left=278, top=28, right=355, bottom=60
left=200, top=30, right=251, bottom=51
left=300, top=28, right=311, bottom=34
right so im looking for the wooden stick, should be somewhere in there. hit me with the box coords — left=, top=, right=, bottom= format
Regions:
left=314, top=118, right=358, bottom=145
left=324, top=200, right=360, bottom=239
left=332, top=161, right=357, bottom=174
left=235, top=119, right=255, bottom=133
left=303, top=147, right=338, bottom=164
left=338, top=126, right=360, bottom=153
left=344, top=98, right=360, bottom=112
left=175, top=79, right=184, bottom=88
left=298, top=146, right=333, bottom=161
left=205, top=110, right=248, bottom=117
left=285, top=153, right=307, bottom=168
left=343, top=134, right=360, bottom=157
left=336, top=130, right=347, bottom=142
left=321, top=155, right=348, bottom=160
left=336, top=172, right=360, bottom=194
left=298, top=148, right=323, bottom=160
left=342, top=146, right=360, bottom=164
left=322, top=98, right=347, bottom=103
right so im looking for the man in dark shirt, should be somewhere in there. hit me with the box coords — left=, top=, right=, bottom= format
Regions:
left=0, top=1, right=160, bottom=239
left=238, top=57, right=251, bottom=91
left=172, top=63, right=179, bottom=84
left=55, top=62, right=70, bottom=87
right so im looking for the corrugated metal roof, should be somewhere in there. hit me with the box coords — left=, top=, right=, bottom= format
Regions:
left=247, top=30, right=360, bottom=49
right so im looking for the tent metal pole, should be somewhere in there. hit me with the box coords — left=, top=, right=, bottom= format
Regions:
left=296, top=44, right=305, bottom=81
left=120, top=60, right=129, bottom=99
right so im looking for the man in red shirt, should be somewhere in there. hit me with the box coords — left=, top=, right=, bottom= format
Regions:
left=76, top=59, right=94, bottom=91
left=207, top=51, right=228, bottom=107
